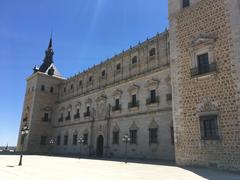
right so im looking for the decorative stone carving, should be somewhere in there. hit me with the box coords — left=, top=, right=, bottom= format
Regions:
left=190, top=33, right=217, bottom=48
left=145, top=79, right=160, bottom=90
left=128, top=84, right=140, bottom=95
left=112, top=89, right=123, bottom=98
left=113, top=124, right=120, bottom=132
left=130, top=121, right=138, bottom=130
left=197, top=97, right=218, bottom=113
left=85, top=98, right=92, bottom=106
left=75, top=102, right=81, bottom=109
left=96, top=94, right=107, bottom=103
left=148, top=119, right=159, bottom=129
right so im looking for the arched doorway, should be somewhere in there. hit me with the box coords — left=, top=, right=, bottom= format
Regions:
left=96, top=135, right=104, bottom=157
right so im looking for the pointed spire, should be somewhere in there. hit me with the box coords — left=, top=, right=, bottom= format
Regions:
left=48, top=33, right=52, bottom=49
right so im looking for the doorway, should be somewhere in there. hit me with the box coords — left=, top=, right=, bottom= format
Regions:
left=96, top=135, right=104, bottom=157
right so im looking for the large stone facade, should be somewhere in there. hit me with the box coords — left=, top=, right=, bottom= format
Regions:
left=17, top=0, right=240, bottom=171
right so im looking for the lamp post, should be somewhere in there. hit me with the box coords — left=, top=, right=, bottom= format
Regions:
left=122, top=134, right=131, bottom=163
left=77, top=137, right=84, bottom=158
left=49, top=138, right=55, bottom=155
left=18, top=124, right=29, bottom=166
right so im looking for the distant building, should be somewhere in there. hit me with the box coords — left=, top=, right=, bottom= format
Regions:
left=17, top=0, right=240, bottom=171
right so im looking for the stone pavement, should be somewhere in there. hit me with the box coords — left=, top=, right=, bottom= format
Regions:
left=0, top=155, right=239, bottom=180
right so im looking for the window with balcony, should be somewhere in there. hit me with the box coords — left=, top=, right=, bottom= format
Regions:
left=146, top=90, right=159, bottom=104
left=190, top=53, right=217, bottom=77
left=74, top=109, right=80, bottom=119
left=84, top=106, right=90, bottom=117
left=200, top=115, right=219, bottom=140
left=128, top=94, right=139, bottom=108
left=58, top=113, right=64, bottom=122
left=149, top=128, right=158, bottom=144
left=65, top=111, right=71, bottom=121
left=112, top=98, right=121, bottom=111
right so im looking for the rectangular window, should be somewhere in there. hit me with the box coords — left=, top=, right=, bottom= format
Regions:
left=149, top=128, right=158, bottom=144
left=102, top=70, right=105, bottom=77
left=170, top=127, right=174, bottom=144
left=43, top=113, right=49, bottom=121
left=50, top=87, right=54, bottom=93
left=116, top=63, right=121, bottom=70
left=130, top=130, right=137, bottom=144
left=41, top=85, right=45, bottom=91
left=64, top=135, right=68, bottom=145
left=200, top=115, right=219, bottom=140
left=40, top=136, right=47, bottom=145
left=72, top=134, right=78, bottom=145
left=57, top=136, right=61, bottom=145
left=197, top=53, right=209, bottom=74
left=150, top=90, right=156, bottom=102
left=132, top=56, right=138, bottom=64
left=183, top=0, right=190, bottom=8
left=132, top=94, right=137, bottom=106
left=115, top=99, right=120, bottom=109
left=112, top=131, right=119, bottom=144
left=83, top=133, right=88, bottom=145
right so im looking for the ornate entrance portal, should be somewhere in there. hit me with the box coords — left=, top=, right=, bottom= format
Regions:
left=96, top=135, right=104, bottom=157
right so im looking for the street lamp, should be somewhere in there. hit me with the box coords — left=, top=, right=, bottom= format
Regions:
left=18, top=124, right=29, bottom=166
left=77, top=137, right=84, bottom=158
left=122, top=134, right=131, bottom=163
left=49, top=138, right=55, bottom=155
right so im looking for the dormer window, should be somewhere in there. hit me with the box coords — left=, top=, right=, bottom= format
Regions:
left=182, top=0, right=190, bottom=8
left=149, top=48, right=156, bottom=56
left=131, top=56, right=138, bottom=64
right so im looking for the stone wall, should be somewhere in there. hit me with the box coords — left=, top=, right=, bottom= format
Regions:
left=169, top=0, right=240, bottom=171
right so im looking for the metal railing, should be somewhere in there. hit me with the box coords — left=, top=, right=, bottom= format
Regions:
left=190, top=62, right=217, bottom=77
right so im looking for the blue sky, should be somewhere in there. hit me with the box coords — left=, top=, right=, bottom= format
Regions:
left=0, top=0, right=168, bottom=146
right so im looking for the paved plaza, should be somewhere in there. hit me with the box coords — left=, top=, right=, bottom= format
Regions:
left=0, top=155, right=239, bottom=180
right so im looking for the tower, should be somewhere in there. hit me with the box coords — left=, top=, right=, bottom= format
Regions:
left=169, top=0, right=240, bottom=170
left=16, top=37, right=64, bottom=153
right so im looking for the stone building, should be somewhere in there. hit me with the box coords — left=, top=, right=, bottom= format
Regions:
left=17, top=0, right=240, bottom=171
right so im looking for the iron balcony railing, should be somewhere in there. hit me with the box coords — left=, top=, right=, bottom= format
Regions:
left=190, top=62, right=217, bottom=77
left=84, top=111, right=90, bottom=117
left=74, top=113, right=80, bottom=119
left=58, top=117, right=63, bottom=122
left=112, top=105, right=122, bottom=111
left=146, top=96, right=160, bottom=105
left=65, top=116, right=71, bottom=121
left=128, top=101, right=139, bottom=109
